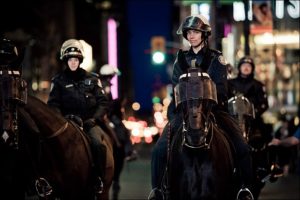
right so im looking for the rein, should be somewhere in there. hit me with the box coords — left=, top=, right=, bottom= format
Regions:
left=45, top=122, right=68, bottom=139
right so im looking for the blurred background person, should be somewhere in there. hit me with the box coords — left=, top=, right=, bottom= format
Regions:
left=269, top=126, right=300, bottom=147
left=270, top=116, right=298, bottom=176
left=99, top=64, right=137, bottom=200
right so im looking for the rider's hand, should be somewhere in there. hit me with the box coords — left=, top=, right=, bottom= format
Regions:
left=268, top=138, right=281, bottom=146
left=83, top=118, right=96, bottom=131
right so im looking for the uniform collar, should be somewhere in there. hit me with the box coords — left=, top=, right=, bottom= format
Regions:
left=64, top=67, right=86, bottom=81
left=187, top=46, right=207, bottom=56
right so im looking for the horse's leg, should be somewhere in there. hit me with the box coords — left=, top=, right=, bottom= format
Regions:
left=112, top=146, right=126, bottom=200
left=0, top=148, right=26, bottom=200
left=96, top=131, right=114, bottom=200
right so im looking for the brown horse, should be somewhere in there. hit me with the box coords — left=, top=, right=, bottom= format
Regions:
left=0, top=69, right=113, bottom=199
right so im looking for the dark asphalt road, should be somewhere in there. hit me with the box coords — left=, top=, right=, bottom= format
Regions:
left=115, top=143, right=299, bottom=200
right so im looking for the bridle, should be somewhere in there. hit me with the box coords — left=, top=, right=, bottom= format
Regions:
left=181, top=104, right=215, bottom=149
left=228, top=94, right=255, bottom=142
left=174, top=66, right=218, bottom=150
left=0, top=67, right=27, bottom=149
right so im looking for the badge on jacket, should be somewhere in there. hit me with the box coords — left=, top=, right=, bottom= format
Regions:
left=50, top=83, right=54, bottom=92
left=218, top=55, right=227, bottom=65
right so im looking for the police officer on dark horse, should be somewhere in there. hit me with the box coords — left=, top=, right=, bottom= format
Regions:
left=228, top=57, right=283, bottom=199
left=150, top=14, right=254, bottom=200
left=47, top=39, right=109, bottom=196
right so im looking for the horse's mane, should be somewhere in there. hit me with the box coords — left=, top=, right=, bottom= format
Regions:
left=25, top=95, right=66, bottom=121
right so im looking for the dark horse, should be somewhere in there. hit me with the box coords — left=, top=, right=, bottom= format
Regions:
left=164, top=69, right=237, bottom=200
left=0, top=68, right=114, bottom=199
left=228, top=95, right=275, bottom=200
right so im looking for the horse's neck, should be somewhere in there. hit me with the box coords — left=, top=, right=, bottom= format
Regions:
left=22, top=96, right=67, bottom=138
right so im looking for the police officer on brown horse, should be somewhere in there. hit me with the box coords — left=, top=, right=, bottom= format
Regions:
left=150, top=14, right=254, bottom=200
left=47, top=39, right=109, bottom=194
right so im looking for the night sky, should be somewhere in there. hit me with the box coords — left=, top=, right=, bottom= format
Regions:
left=126, top=0, right=174, bottom=113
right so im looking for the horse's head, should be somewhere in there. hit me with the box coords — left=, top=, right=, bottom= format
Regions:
left=228, top=94, right=255, bottom=140
left=174, top=68, right=218, bottom=148
left=0, top=65, right=27, bottom=148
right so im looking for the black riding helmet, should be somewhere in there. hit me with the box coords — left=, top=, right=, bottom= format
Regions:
left=177, top=14, right=211, bottom=40
left=237, top=56, right=255, bottom=77
left=237, top=56, right=255, bottom=71
left=0, top=38, right=19, bottom=65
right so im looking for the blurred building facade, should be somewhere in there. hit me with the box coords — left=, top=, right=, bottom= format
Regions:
left=0, top=0, right=299, bottom=127
left=174, top=0, right=299, bottom=126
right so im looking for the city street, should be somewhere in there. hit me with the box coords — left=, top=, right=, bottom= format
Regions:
left=115, top=143, right=300, bottom=200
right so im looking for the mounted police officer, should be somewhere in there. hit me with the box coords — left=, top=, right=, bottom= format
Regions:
left=228, top=57, right=283, bottom=186
left=99, top=64, right=137, bottom=199
left=47, top=39, right=108, bottom=194
left=228, top=56, right=269, bottom=135
left=150, top=14, right=253, bottom=199
left=99, top=64, right=136, bottom=160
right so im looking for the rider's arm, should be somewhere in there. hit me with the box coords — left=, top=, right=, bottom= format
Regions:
left=269, top=127, right=300, bottom=147
left=254, top=81, right=269, bottom=117
left=47, top=77, right=62, bottom=114
left=207, top=54, right=228, bottom=110
left=167, top=50, right=186, bottom=121
left=92, top=78, right=109, bottom=121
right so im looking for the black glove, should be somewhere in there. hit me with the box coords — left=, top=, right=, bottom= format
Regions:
left=65, top=114, right=83, bottom=128
left=83, top=118, right=96, bottom=132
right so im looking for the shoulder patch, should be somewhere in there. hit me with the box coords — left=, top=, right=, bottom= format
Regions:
left=50, top=83, right=54, bottom=92
left=98, top=79, right=103, bottom=88
left=218, top=55, right=227, bottom=65
left=90, top=72, right=99, bottom=78
left=210, top=49, right=222, bottom=55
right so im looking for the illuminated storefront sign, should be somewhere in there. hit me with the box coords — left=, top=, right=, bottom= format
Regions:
left=233, top=0, right=299, bottom=22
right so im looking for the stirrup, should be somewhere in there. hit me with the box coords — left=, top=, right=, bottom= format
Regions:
left=270, top=164, right=284, bottom=178
left=147, top=188, right=164, bottom=200
left=35, top=177, right=53, bottom=198
left=236, top=187, right=254, bottom=200
left=95, top=177, right=104, bottom=194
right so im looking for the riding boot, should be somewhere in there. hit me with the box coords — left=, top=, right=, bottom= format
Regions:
left=92, top=144, right=107, bottom=194
left=112, top=181, right=120, bottom=200
left=84, top=122, right=107, bottom=194
left=267, top=145, right=284, bottom=181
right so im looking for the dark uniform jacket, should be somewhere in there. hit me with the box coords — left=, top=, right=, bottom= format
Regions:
left=228, top=74, right=271, bottom=143
left=228, top=75, right=268, bottom=118
left=47, top=67, right=108, bottom=122
left=168, top=47, right=228, bottom=121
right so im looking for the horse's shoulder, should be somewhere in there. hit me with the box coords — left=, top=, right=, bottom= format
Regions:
left=85, top=72, right=99, bottom=81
